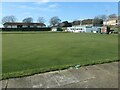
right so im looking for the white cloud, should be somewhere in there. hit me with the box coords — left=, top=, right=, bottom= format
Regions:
left=49, top=4, right=58, bottom=8
left=40, top=0, right=50, bottom=3
left=34, top=0, right=49, bottom=5
left=16, top=3, right=59, bottom=12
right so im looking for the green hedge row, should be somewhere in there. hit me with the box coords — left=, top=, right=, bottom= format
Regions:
left=1, top=27, right=51, bottom=31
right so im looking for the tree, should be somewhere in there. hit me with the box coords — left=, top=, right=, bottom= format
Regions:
left=2, top=15, right=17, bottom=24
left=49, top=16, right=61, bottom=26
left=22, top=17, right=33, bottom=23
left=59, top=21, right=72, bottom=27
left=100, top=15, right=108, bottom=21
left=37, top=17, right=45, bottom=23
left=72, top=20, right=81, bottom=26
left=109, top=14, right=117, bottom=19
left=93, top=17, right=103, bottom=26
left=118, top=15, right=120, bottom=19
left=96, top=15, right=107, bottom=20
left=82, top=19, right=93, bottom=25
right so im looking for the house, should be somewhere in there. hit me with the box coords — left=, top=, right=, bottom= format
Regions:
left=3, top=22, right=46, bottom=28
left=103, top=18, right=118, bottom=26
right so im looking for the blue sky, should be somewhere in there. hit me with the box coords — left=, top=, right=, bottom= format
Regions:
left=1, top=2, right=118, bottom=27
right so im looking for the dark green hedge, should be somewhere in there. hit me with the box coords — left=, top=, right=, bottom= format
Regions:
left=2, top=27, right=51, bottom=31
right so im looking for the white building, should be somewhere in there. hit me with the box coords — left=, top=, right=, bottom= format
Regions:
left=67, top=25, right=86, bottom=33
left=52, top=27, right=58, bottom=31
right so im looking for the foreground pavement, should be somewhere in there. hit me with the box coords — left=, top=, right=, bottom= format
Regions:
left=0, top=62, right=119, bottom=89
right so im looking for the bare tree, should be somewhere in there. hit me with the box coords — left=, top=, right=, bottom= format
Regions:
left=94, top=15, right=107, bottom=21
left=100, top=15, right=108, bottom=21
left=2, top=15, right=17, bottom=24
left=93, top=17, right=103, bottom=26
left=37, top=17, right=45, bottom=23
left=22, top=17, right=33, bottom=23
left=49, top=16, right=61, bottom=26
left=72, top=20, right=81, bottom=26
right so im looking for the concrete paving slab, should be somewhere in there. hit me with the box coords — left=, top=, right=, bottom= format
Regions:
left=110, top=62, right=118, bottom=67
left=96, top=63, right=118, bottom=75
left=52, top=70, right=79, bottom=87
left=56, top=62, right=118, bottom=88
left=43, top=72, right=59, bottom=88
left=68, top=67, right=95, bottom=82
left=79, top=73, right=118, bottom=88
left=81, top=64, right=118, bottom=88
left=55, top=82, right=83, bottom=88
left=7, top=77, right=32, bottom=88
left=30, top=74, right=47, bottom=88
left=1, top=80, right=8, bottom=89
left=0, top=81, right=2, bottom=90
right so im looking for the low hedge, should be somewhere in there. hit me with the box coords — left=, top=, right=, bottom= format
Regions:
left=1, top=27, right=51, bottom=31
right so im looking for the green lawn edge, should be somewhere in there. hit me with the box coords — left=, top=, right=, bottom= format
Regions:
left=1, top=59, right=119, bottom=80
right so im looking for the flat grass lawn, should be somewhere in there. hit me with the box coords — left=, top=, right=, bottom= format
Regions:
left=2, top=32, right=118, bottom=79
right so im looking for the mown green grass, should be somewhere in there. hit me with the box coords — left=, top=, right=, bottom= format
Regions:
left=2, top=32, right=118, bottom=79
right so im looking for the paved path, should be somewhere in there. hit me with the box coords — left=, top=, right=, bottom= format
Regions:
left=0, top=62, right=119, bottom=89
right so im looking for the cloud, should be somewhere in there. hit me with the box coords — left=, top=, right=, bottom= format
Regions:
left=34, top=0, right=49, bottom=5
left=40, top=0, right=50, bottom=3
left=17, top=3, right=59, bottom=12
left=49, top=4, right=58, bottom=8
left=2, top=2, right=60, bottom=14
left=19, top=5, right=48, bottom=11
